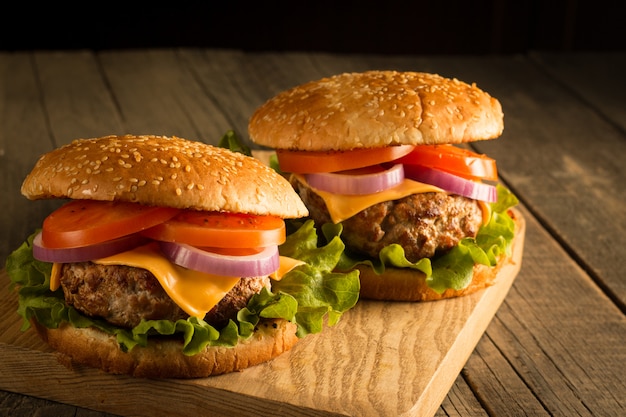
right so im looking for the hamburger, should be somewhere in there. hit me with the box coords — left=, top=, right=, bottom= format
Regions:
left=248, top=70, right=521, bottom=301
left=6, top=134, right=359, bottom=378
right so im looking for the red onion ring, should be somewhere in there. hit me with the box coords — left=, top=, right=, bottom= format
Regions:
left=32, top=232, right=148, bottom=263
left=160, top=241, right=279, bottom=277
left=306, top=164, right=404, bottom=195
left=404, top=164, right=498, bottom=202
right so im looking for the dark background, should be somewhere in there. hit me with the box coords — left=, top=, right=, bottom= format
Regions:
left=1, top=1, right=624, bottom=54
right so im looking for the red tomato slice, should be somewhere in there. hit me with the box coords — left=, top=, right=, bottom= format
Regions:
left=276, top=145, right=415, bottom=173
left=395, top=145, right=498, bottom=181
left=141, top=211, right=286, bottom=248
left=42, top=200, right=181, bottom=249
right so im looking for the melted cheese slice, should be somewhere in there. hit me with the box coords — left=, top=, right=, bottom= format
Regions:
left=271, top=256, right=305, bottom=280
left=49, top=244, right=305, bottom=319
left=50, top=262, right=62, bottom=292
left=295, top=174, right=491, bottom=225
left=294, top=174, right=444, bottom=223
left=93, top=243, right=240, bottom=318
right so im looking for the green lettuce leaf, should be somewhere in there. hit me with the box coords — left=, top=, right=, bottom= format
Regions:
left=325, top=184, right=519, bottom=294
left=217, top=129, right=251, bottom=156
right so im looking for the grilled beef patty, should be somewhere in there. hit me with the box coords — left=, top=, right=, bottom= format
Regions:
left=292, top=178, right=483, bottom=262
left=60, top=262, right=269, bottom=329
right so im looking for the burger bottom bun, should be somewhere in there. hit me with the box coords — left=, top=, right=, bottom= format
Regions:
left=356, top=260, right=505, bottom=301
left=357, top=210, right=524, bottom=301
left=33, top=318, right=298, bottom=378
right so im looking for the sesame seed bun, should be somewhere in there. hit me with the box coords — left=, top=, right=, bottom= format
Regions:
left=21, top=134, right=308, bottom=219
left=248, top=71, right=504, bottom=151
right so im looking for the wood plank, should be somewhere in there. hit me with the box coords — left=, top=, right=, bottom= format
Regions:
left=0, top=389, right=115, bottom=417
left=0, top=210, right=524, bottom=417
left=470, top=205, right=626, bottom=416
left=33, top=50, right=125, bottom=146
left=530, top=51, right=626, bottom=133
left=177, top=48, right=284, bottom=149
left=437, top=374, right=489, bottom=417
left=98, top=49, right=234, bottom=143
left=0, top=52, right=62, bottom=265
left=454, top=55, right=626, bottom=310
left=1, top=50, right=128, bottom=265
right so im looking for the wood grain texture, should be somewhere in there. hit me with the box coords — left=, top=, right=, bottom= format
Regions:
left=530, top=51, right=626, bottom=134
left=2, top=49, right=626, bottom=416
left=0, top=211, right=524, bottom=417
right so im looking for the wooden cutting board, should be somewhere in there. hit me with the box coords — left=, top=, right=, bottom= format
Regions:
left=0, top=210, right=524, bottom=417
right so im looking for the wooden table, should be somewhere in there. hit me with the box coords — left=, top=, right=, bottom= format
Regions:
left=1, top=49, right=625, bottom=416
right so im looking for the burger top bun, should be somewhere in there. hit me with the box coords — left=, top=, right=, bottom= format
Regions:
left=249, top=71, right=504, bottom=151
left=21, top=134, right=308, bottom=219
